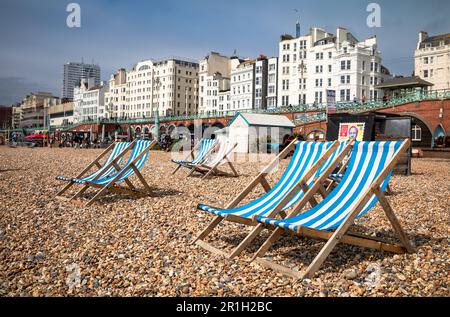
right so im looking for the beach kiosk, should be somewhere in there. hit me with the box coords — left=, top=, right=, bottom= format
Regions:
left=222, top=112, right=295, bottom=153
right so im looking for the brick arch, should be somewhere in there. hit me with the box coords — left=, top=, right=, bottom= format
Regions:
left=396, top=112, right=434, bottom=135
left=305, top=128, right=326, bottom=141
left=434, top=123, right=446, bottom=136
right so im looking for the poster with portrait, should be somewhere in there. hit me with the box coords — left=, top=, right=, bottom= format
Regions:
left=338, top=123, right=365, bottom=141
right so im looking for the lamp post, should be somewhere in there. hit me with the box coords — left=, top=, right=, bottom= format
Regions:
left=154, top=77, right=161, bottom=141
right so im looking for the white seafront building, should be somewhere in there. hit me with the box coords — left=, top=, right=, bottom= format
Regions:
left=229, top=56, right=278, bottom=113
left=198, top=52, right=241, bottom=115
left=126, top=58, right=199, bottom=119
left=104, top=68, right=128, bottom=120
left=414, top=31, right=450, bottom=91
left=73, top=78, right=109, bottom=123
left=278, top=26, right=391, bottom=107
left=230, top=59, right=256, bottom=113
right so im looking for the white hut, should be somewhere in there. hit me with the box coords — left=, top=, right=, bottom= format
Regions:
left=219, top=112, right=295, bottom=153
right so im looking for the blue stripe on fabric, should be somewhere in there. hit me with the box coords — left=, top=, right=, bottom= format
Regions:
left=254, top=141, right=403, bottom=232
left=89, top=140, right=151, bottom=185
left=198, top=141, right=337, bottom=219
left=56, top=142, right=129, bottom=182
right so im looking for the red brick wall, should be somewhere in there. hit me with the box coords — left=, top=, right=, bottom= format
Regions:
left=378, top=99, right=449, bottom=135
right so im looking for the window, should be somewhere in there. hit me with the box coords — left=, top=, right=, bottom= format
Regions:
left=424, top=57, right=429, bottom=64
left=268, top=74, right=276, bottom=83
left=424, top=70, right=429, bottom=78
left=328, top=52, right=332, bottom=59
left=412, top=125, right=422, bottom=141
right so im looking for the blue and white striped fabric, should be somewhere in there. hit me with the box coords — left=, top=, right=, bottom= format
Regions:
left=198, top=141, right=346, bottom=219
left=281, top=141, right=348, bottom=210
left=88, top=140, right=152, bottom=186
left=172, top=139, right=217, bottom=167
left=56, top=142, right=130, bottom=184
left=256, top=141, right=402, bottom=231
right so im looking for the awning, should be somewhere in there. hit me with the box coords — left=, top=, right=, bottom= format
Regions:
left=25, top=133, right=48, bottom=139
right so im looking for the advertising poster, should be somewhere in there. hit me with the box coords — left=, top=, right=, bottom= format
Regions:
left=338, top=122, right=365, bottom=141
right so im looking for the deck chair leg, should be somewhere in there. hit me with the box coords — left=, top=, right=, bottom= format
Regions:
left=251, top=227, right=285, bottom=261
left=192, top=216, right=223, bottom=244
left=187, top=167, right=197, bottom=177
left=374, top=188, right=414, bottom=253
left=130, top=164, right=152, bottom=194
left=303, top=211, right=361, bottom=279
left=172, top=164, right=182, bottom=175
left=202, top=169, right=213, bottom=179
left=229, top=224, right=265, bottom=259
left=86, top=186, right=109, bottom=207
left=56, top=182, right=74, bottom=197
left=70, top=185, right=89, bottom=201
left=227, top=161, right=239, bottom=177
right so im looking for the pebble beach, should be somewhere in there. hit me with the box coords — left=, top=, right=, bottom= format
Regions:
left=0, top=146, right=448, bottom=297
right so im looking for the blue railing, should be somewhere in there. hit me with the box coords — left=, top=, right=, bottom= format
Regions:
left=17, top=89, right=450, bottom=132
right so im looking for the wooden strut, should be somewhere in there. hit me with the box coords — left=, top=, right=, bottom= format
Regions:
left=55, top=142, right=117, bottom=197
left=253, top=139, right=414, bottom=280
left=186, top=141, right=220, bottom=177
left=85, top=140, right=157, bottom=206
left=199, top=142, right=239, bottom=179
left=191, top=139, right=298, bottom=246
left=195, top=140, right=353, bottom=259
left=68, top=141, right=137, bottom=202
left=172, top=140, right=201, bottom=175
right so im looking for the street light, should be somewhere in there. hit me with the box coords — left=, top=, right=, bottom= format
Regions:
left=153, top=77, right=162, bottom=141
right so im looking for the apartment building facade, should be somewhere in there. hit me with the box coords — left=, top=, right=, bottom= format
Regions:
left=105, top=68, right=128, bottom=120
left=49, top=101, right=74, bottom=127
left=19, top=92, right=59, bottom=128
left=230, top=59, right=256, bottom=112
left=198, top=52, right=242, bottom=115
left=62, top=62, right=101, bottom=101
left=278, top=27, right=391, bottom=107
left=266, top=57, right=279, bottom=109
left=126, top=58, right=199, bottom=118
left=415, top=32, right=450, bottom=91
left=73, top=78, right=109, bottom=123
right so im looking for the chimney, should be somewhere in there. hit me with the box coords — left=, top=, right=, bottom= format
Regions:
left=418, top=31, right=428, bottom=49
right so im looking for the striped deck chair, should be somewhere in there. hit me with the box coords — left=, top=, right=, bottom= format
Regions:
left=71, top=140, right=156, bottom=206
left=171, top=139, right=218, bottom=175
left=252, top=140, right=414, bottom=280
left=193, top=140, right=353, bottom=258
left=55, top=141, right=133, bottom=200
left=187, top=138, right=239, bottom=179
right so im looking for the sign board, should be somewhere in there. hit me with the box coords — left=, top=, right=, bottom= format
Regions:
left=326, top=89, right=336, bottom=114
left=338, top=122, right=365, bottom=142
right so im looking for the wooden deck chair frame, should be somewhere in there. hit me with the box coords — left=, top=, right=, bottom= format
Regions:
left=187, top=142, right=239, bottom=179
left=55, top=141, right=134, bottom=200
left=251, top=139, right=414, bottom=280
left=172, top=140, right=219, bottom=175
left=71, top=140, right=156, bottom=206
left=193, top=140, right=353, bottom=259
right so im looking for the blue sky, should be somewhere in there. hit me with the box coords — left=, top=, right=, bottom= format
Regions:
left=0, top=0, right=449, bottom=105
